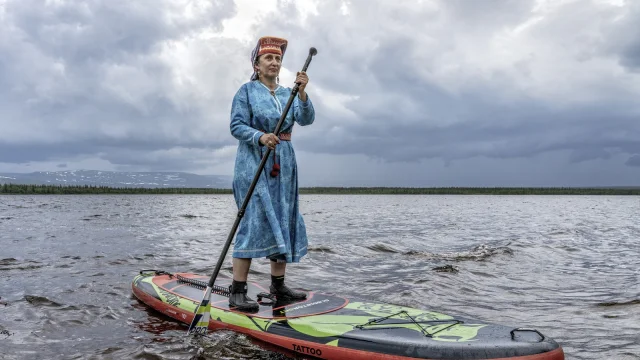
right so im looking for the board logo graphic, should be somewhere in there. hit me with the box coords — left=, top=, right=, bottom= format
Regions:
left=159, top=288, right=180, bottom=307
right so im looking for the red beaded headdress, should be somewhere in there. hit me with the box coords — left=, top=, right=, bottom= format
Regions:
left=250, top=36, right=288, bottom=80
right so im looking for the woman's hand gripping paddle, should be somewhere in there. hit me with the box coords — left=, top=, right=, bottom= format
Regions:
left=187, top=47, right=318, bottom=336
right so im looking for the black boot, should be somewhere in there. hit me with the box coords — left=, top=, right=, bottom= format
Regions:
left=229, top=280, right=259, bottom=312
left=270, top=275, right=307, bottom=301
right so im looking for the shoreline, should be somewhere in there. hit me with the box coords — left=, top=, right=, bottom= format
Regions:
left=1, top=184, right=639, bottom=195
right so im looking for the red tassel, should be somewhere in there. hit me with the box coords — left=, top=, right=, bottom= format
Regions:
left=270, top=163, right=280, bottom=177
left=270, top=148, right=280, bottom=177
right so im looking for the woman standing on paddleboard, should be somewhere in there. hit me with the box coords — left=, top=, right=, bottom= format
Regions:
left=228, top=36, right=315, bottom=312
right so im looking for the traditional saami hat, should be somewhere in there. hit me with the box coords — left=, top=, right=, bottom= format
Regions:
left=250, top=36, right=288, bottom=80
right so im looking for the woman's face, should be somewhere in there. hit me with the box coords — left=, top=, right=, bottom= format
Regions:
left=255, top=53, right=282, bottom=79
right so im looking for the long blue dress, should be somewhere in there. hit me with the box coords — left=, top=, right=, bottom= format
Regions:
left=230, top=80, right=315, bottom=263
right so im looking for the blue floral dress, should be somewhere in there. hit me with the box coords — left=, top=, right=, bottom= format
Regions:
left=229, top=80, right=315, bottom=263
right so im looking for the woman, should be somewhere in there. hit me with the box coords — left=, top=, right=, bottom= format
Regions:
left=228, top=36, right=315, bottom=312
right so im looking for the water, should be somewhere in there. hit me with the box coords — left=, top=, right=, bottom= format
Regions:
left=0, top=194, right=639, bottom=360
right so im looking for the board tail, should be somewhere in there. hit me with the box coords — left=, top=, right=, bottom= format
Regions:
left=186, top=286, right=213, bottom=336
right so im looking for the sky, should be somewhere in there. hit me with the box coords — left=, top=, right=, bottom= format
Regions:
left=1, top=0, right=639, bottom=187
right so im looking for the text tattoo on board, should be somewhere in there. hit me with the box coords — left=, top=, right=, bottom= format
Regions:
left=292, top=344, right=322, bottom=356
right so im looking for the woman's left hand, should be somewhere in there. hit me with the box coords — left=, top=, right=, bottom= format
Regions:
left=296, top=71, right=309, bottom=100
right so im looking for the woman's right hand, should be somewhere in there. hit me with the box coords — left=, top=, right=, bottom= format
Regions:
left=260, top=133, right=280, bottom=150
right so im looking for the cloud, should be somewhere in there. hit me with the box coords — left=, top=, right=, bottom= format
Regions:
left=603, top=1, right=640, bottom=72
left=253, top=0, right=640, bottom=167
left=626, top=154, right=640, bottom=167
left=0, top=0, right=239, bottom=159
left=0, top=0, right=639, bottom=185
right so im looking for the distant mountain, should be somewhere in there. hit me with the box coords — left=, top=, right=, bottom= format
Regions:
left=0, top=170, right=232, bottom=188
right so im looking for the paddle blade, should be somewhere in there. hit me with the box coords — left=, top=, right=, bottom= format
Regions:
left=186, top=286, right=213, bottom=336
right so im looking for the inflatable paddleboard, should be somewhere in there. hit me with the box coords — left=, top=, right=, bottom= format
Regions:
left=132, top=270, right=564, bottom=360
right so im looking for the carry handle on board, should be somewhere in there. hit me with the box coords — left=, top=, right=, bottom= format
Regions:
left=186, top=47, right=318, bottom=336
left=510, top=328, right=545, bottom=342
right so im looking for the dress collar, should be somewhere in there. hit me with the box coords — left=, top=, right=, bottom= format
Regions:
left=256, top=80, right=281, bottom=94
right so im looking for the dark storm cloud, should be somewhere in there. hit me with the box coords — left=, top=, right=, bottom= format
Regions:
left=626, top=154, right=640, bottom=167
left=619, top=42, right=640, bottom=71
left=254, top=0, right=640, bottom=171
left=5, top=0, right=228, bottom=59
left=605, top=2, right=640, bottom=72
left=1, top=0, right=639, bottom=182
left=0, top=0, right=237, bottom=169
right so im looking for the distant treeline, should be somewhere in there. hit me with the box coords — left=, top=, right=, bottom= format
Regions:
left=1, top=183, right=639, bottom=195
left=298, top=187, right=640, bottom=195
left=0, top=184, right=231, bottom=194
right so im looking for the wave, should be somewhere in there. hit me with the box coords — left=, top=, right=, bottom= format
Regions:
left=405, top=243, right=513, bottom=261
left=0, top=258, right=45, bottom=271
left=365, top=243, right=400, bottom=253
left=307, top=246, right=335, bottom=254
left=432, top=264, right=459, bottom=273
left=596, top=299, right=640, bottom=307
left=24, top=295, right=63, bottom=308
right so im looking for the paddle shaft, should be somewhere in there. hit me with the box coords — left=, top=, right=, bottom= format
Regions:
left=206, top=47, right=318, bottom=289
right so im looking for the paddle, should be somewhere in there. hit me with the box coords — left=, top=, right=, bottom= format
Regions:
left=187, top=47, right=318, bottom=336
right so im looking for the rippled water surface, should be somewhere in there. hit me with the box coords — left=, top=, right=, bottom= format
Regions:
left=1, top=194, right=639, bottom=360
